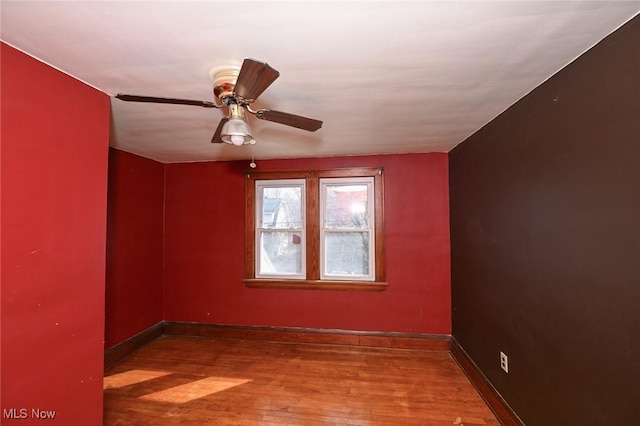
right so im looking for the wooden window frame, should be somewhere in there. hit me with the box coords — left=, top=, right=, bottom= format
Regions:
left=244, top=167, right=387, bottom=291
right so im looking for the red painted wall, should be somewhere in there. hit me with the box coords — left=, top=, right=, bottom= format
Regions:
left=1, top=43, right=110, bottom=425
left=105, top=149, right=164, bottom=349
left=164, top=153, right=450, bottom=334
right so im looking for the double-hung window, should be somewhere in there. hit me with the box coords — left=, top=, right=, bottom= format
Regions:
left=255, top=179, right=306, bottom=279
left=245, top=167, right=386, bottom=291
left=320, top=177, right=375, bottom=281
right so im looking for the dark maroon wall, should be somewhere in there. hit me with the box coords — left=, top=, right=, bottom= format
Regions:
left=163, top=153, right=451, bottom=334
left=105, top=149, right=164, bottom=349
left=449, top=16, right=640, bottom=425
left=1, top=43, right=110, bottom=425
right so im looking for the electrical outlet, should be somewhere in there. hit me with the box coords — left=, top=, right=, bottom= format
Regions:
left=500, top=351, right=509, bottom=372
left=500, top=351, right=509, bottom=373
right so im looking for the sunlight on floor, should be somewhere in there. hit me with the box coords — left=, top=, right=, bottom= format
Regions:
left=104, top=369, right=172, bottom=389
left=139, top=376, right=252, bottom=403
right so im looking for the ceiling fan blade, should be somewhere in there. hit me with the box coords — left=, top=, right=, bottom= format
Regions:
left=233, top=59, right=280, bottom=101
left=211, top=117, right=229, bottom=143
left=115, top=93, right=217, bottom=108
left=256, top=109, right=323, bottom=132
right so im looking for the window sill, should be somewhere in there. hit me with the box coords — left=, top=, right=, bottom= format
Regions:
left=243, top=279, right=388, bottom=292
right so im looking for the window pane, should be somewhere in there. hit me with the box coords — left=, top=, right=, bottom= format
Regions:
left=259, top=231, right=303, bottom=275
left=324, top=184, right=369, bottom=229
left=261, top=186, right=302, bottom=229
left=324, top=232, right=370, bottom=276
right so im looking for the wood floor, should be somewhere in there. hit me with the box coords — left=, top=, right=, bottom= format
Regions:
left=104, top=336, right=500, bottom=425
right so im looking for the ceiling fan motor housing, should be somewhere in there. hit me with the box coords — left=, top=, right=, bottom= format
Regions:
left=211, top=66, right=240, bottom=103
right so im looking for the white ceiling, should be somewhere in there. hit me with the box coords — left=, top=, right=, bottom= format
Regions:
left=2, top=1, right=639, bottom=164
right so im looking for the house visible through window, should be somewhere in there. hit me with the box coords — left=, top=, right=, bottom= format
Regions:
left=255, top=179, right=306, bottom=279
left=245, top=167, right=387, bottom=291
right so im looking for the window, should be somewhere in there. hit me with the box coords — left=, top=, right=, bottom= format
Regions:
left=255, top=179, right=306, bottom=279
left=244, top=167, right=387, bottom=291
left=320, top=177, right=374, bottom=281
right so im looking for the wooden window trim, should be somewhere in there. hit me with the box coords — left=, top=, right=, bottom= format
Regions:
left=245, top=167, right=387, bottom=291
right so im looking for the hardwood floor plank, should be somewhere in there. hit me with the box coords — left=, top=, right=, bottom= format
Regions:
left=104, top=336, right=500, bottom=425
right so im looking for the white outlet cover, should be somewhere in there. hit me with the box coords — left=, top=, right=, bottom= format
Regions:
left=500, top=351, right=509, bottom=373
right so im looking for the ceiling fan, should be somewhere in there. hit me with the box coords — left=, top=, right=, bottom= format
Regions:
left=115, top=58, right=323, bottom=146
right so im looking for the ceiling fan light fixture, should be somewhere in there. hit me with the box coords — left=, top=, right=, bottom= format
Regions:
left=221, top=118, right=255, bottom=146
left=115, top=58, right=322, bottom=147
left=221, top=104, right=255, bottom=146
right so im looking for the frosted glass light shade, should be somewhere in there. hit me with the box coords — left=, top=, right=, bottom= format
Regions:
left=221, top=118, right=254, bottom=146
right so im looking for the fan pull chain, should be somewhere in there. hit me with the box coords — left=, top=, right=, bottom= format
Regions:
left=250, top=146, right=257, bottom=168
